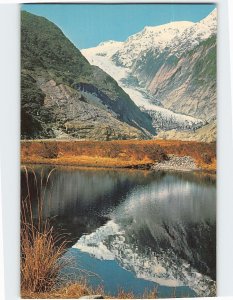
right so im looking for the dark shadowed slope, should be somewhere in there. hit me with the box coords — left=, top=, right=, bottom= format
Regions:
left=21, top=11, right=155, bottom=140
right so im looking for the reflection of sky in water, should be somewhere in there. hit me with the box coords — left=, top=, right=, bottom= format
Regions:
left=63, top=248, right=196, bottom=298
left=73, top=174, right=216, bottom=296
left=21, top=167, right=216, bottom=297
left=114, top=175, right=216, bottom=224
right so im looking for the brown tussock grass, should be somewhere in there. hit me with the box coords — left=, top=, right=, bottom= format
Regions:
left=22, top=283, right=158, bottom=299
left=21, top=167, right=69, bottom=295
left=21, top=139, right=216, bottom=171
left=21, top=167, right=159, bottom=299
left=21, top=281, right=103, bottom=299
left=21, top=222, right=68, bottom=294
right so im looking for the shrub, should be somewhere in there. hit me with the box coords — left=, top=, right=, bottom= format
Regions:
left=40, top=142, right=59, bottom=159
left=202, top=153, right=212, bottom=164
left=146, top=146, right=168, bottom=162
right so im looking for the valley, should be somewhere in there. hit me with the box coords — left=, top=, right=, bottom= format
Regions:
left=82, top=9, right=217, bottom=138
left=21, top=9, right=217, bottom=142
left=20, top=5, right=217, bottom=299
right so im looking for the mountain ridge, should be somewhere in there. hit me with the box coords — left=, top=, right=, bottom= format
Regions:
left=82, top=8, right=217, bottom=136
left=21, top=11, right=155, bottom=140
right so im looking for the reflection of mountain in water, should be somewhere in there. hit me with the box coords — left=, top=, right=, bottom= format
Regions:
left=114, top=175, right=216, bottom=278
left=21, top=167, right=159, bottom=241
left=21, top=166, right=216, bottom=296
left=73, top=173, right=216, bottom=297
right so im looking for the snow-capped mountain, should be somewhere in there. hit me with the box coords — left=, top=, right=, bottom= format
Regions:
left=73, top=173, right=216, bottom=296
left=83, top=8, right=216, bottom=70
left=73, top=220, right=215, bottom=297
left=111, top=21, right=194, bottom=68
left=82, top=9, right=217, bottom=133
left=111, top=9, right=216, bottom=67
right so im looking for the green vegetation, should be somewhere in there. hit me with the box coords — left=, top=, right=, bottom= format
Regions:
left=21, top=11, right=154, bottom=139
left=21, top=12, right=89, bottom=76
left=21, top=10, right=144, bottom=103
left=21, top=11, right=122, bottom=99
left=21, top=73, right=58, bottom=139
left=190, top=34, right=216, bottom=84
left=21, top=74, right=47, bottom=138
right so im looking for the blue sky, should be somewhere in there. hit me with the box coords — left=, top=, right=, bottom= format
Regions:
left=22, top=4, right=216, bottom=49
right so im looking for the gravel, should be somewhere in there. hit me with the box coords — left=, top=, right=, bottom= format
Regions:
left=152, top=154, right=198, bottom=172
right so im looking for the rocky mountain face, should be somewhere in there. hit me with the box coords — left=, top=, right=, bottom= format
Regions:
left=140, top=35, right=216, bottom=121
left=155, top=121, right=216, bottom=143
left=21, top=11, right=154, bottom=140
left=82, top=9, right=217, bottom=137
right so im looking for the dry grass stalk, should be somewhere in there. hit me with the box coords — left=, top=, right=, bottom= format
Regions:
left=20, top=167, right=158, bottom=299
left=21, top=167, right=69, bottom=294
left=142, top=287, right=158, bottom=299
left=21, top=139, right=216, bottom=171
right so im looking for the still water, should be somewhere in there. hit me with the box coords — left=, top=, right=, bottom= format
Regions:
left=21, top=166, right=216, bottom=298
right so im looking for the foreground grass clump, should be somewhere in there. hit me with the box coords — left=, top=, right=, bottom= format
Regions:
left=21, top=220, right=68, bottom=294
left=21, top=168, right=158, bottom=299
left=21, top=282, right=101, bottom=299
left=21, top=167, right=69, bottom=295
left=21, top=215, right=158, bottom=299
left=22, top=283, right=158, bottom=299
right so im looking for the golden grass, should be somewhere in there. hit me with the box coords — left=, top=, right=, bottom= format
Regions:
left=20, top=167, right=159, bottom=299
left=21, top=154, right=154, bottom=168
left=142, top=288, right=158, bottom=299
left=21, top=222, right=68, bottom=294
left=21, top=139, right=216, bottom=171
left=21, top=167, right=69, bottom=295
left=21, top=282, right=102, bottom=299
left=22, top=283, right=158, bottom=299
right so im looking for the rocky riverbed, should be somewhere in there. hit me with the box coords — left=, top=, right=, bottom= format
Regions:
left=152, top=154, right=199, bottom=172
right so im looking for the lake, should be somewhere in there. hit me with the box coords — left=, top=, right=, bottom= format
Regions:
left=21, top=166, right=216, bottom=298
